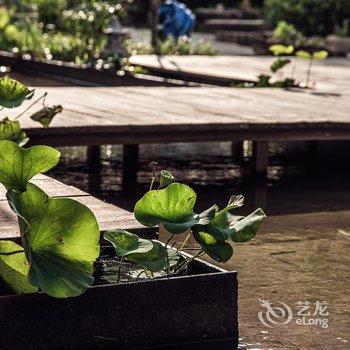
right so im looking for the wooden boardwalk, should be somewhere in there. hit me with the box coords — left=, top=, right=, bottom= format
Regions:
left=0, top=175, right=143, bottom=240
left=129, top=55, right=350, bottom=90
left=6, top=66, right=350, bottom=190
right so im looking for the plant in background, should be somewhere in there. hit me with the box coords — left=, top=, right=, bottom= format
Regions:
left=0, top=75, right=62, bottom=144
left=236, top=44, right=296, bottom=88
left=103, top=170, right=266, bottom=281
left=295, top=49, right=328, bottom=87
left=265, top=0, right=350, bottom=37
left=272, top=21, right=306, bottom=47
left=0, top=76, right=100, bottom=298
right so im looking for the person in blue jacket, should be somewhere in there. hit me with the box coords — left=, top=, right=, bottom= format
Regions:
left=158, top=0, right=196, bottom=39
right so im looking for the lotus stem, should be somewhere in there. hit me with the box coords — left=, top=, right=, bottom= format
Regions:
left=179, top=232, right=191, bottom=251
left=117, top=257, right=124, bottom=283
left=15, top=92, right=48, bottom=120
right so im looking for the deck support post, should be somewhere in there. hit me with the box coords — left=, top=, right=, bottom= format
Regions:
left=87, top=145, right=102, bottom=193
left=251, top=141, right=268, bottom=208
left=122, top=144, right=139, bottom=192
left=252, top=141, right=269, bottom=175
left=231, top=141, right=244, bottom=163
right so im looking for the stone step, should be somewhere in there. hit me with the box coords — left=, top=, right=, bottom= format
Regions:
left=204, top=19, right=266, bottom=32
left=216, top=30, right=271, bottom=46
left=195, top=7, right=260, bottom=22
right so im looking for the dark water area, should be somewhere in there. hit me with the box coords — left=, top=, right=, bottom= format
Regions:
left=49, top=141, right=350, bottom=216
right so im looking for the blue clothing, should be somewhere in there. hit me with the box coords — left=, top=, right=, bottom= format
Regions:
left=159, top=0, right=196, bottom=38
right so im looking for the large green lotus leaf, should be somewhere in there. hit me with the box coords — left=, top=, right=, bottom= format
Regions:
left=8, top=183, right=100, bottom=298
left=0, top=117, right=28, bottom=145
left=193, top=228, right=233, bottom=263
left=134, top=182, right=214, bottom=234
left=0, top=75, right=34, bottom=108
left=104, top=229, right=154, bottom=257
left=30, top=105, right=63, bottom=129
left=0, top=140, right=60, bottom=192
left=0, top=240, right=38, bottom=294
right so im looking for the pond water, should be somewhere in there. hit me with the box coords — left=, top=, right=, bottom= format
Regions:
left=50, top=141, right=350, bottom=216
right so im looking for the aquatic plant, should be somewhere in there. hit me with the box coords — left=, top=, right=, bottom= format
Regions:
left=104, top=170, right=266, bottom=280
left=0, top=76, right=99, bottom=298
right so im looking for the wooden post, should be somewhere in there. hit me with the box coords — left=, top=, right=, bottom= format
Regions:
left=252, top=141, right=269, bottom=175
left=87, top=145, right=102, bottom=193
left=231, top=141, right=244, bottom=163
left=150, top=0, right=159, bottom=48
left=122, top=144, right=139, bottom=192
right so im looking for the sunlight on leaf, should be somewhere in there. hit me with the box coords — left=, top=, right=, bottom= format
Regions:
left=134, top=182, right=213, bottom=234
left=0, top=140, right=60, bottom=192
left=0, top=117, right=28, bottom=145
left=269, top=44, right=294, bottom=56
left=0, top=240, right=38, bottom=294
left=313, top=50, right=328, bottom=60
left=296, top=50, right=312, bottom=59
left=0, top=75, right=34, bottom=108
left=8, top=183, right=100, bottom=298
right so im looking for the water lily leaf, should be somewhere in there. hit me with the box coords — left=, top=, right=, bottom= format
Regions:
left=134, top=182, right=212, bottom=234
left=0, top=75, right=34, bottom=108
left=105, top=230, right=180, bottom=272
left=200, top=196, right=266, bottom=243
left=159, top=170, right=174, bottom=188
left=0, top=117, right=28, bottom=145
left=313, top=50, right=328, bottom=60
left=193, top=228, right=233, bottom=263
left=104, top=229, right=154, bottom=257
left=30, top=105, right=63, bottom=129
left=213, top=195, right=244, bottom=229
left=229, top=208, right=266, bottom=243
left=7, top=183, right=100, bottom=298
left=129, top=241, right=180, bottom=272
left=296, top=50, right=312, bottom=60
left=0, top=240, right=38, bottom=294
left=0, top=140, right=60, bottom=192
left=270, top=58, right=291, bottom=73
left=269, top=44, right=294, bottom=56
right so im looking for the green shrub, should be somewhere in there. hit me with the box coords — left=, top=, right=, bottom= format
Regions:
left=265, top=0, right=350, bottom=36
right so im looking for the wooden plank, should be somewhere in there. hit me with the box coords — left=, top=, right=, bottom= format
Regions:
left=0, top=175, right=144, bottom=240
left=129, top=55, right=350, bottom=90
left=2, top=65, right=349, bottom=149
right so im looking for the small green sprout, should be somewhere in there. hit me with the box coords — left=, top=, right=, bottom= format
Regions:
left=296, top=50, right=328, bottom=87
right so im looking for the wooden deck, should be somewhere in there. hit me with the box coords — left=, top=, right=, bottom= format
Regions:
left=0, top=175, right=143, bottom=240
left=129, top=55, right=350, bottom=90
left=5, top=66, right=350, bottom=190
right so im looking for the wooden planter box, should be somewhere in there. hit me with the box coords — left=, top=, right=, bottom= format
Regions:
left=0, top=249, right=238, bottom=349
left=0, top=51, right=176, bottom=87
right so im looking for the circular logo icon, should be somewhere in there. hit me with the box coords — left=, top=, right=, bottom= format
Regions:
left=258, top=298, right=293, bottom=328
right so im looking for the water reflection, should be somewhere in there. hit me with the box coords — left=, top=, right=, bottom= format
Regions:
left=50, top=141, right=350, bottom=215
